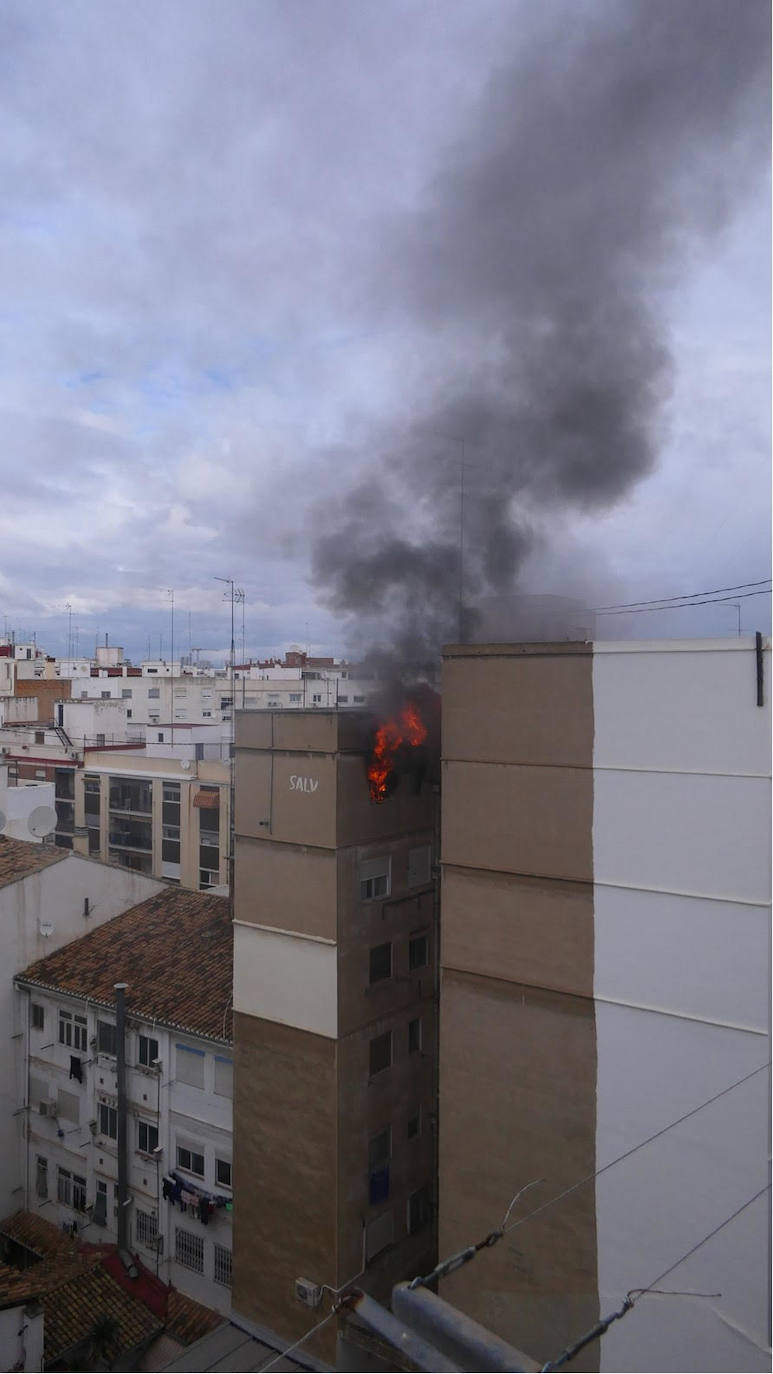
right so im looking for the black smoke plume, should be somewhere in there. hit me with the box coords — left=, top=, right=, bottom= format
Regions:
left=310, top=0, right=769, bottom=674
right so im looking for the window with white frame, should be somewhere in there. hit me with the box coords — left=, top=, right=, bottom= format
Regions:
left=36, top=1156, right=48, bottom=1199
left=360, top=856, right=391, bottom=901
left=176, top=1144, right=205, bottom=1177
left=138, top=1120, right=159, bottom=1153
left=138, top=1034, right=159, bottom=1068
left=214, top=1243, right=232, bottom=1287
left=175, top=1228, right=204, bottom=1273
left=136, top=1210, right=159, bottom=1250
left=59, top=1009, right=88, bottom=1051
left=215, top=1158, right=231, bottom=1189
left=97, top=1020, right=117, bottom=1056
left=73, top=1175, right=87, bottom=1212
left=57, top=1167, right=72, bottom=1206
left=214, top=1056, right=232, bottom=1097
left=99, top=1101, right=117, bottom=1139
left=175, top=1043, right=205, bottom=1088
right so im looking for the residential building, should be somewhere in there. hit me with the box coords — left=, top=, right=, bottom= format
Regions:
left=71, top=742, right=230, bottom=890
left=0, top=763, right=55, bottom=843
left=14, top=887, right=234, bottom=1316
left=0, top=840, right=162, bottom=1217
left=438, top=637, right=770, bottom=1372
left=232, top=709, right=438, bottom=1359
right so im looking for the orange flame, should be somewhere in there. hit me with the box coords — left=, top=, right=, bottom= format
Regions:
left=368, top=702, right=428, bottom=803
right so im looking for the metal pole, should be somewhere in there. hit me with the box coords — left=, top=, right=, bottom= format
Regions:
left=114, top=983, right=129, bottom=1254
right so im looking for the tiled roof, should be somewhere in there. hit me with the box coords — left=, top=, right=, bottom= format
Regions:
left=16, top=886, right=233, bottom=1043
left=0, top=1215, right=161, bottom=1363
left=165, top=1288, right=225, bottom=1344
left=0, top=837, right=67, bottom=889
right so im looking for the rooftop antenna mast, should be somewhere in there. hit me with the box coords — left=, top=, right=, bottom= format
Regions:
left=167, top=589, right=175, bottom=749
left=214, top=576, right=241, bottom=917
left=65, top=603, right=72, bottom=659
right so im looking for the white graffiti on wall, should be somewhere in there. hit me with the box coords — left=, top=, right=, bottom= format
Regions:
left=289, top=775, right=319, bottom=793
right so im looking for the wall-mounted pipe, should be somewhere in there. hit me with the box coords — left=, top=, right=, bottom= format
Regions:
left=756, top=632, right=764, bottom=707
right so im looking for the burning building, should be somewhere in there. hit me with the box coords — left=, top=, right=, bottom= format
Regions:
left=231, top=705, right=438, bottom=1360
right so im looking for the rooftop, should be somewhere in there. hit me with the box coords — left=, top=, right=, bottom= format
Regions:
left=0, top=1213, right=161, bottom=1365
left=16, top=886, right=233, bottom=1043
left=0, top=836, right=67, bottom=890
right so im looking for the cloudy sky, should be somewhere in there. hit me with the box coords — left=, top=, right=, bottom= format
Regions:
left=0, top=0, right=769, bottom=664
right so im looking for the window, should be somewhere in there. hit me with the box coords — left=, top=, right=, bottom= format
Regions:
left=337, top=695, right=348, bottom=704
left=214, top=1243, right=232, bottom=1287
left=175, top=1228, right=204, bottom=1273
left=58, top=1010, right=87, bottom=1050
left=368, top=1128, right=391, bottom=1205
left=148, top=688, right=160, bottom=699
left=31, top=1003, right=44, bottom=1031
left=57, top=1167, right=72, bottom=1206
left=177, top=1144, right=205, bottom=1177
left=360, top=856, right=391, bottom=902
left=215, top=1158, right=232, bottom=1189
left=407, top=1111, right=421, bottom=1140
left=353, top=695, right=366, bottom=704
left=138, top=1120, right=159, bottom=1153
left=369, top=1031, right=392, bottom=1077
left=136, top=1210, right=158, bottom=1250
left=157, top=732, right=164, bottom=743
left=99, top=1102, right=117, bottom=1139
left=97, top=1020, right=117, bottom=1056
left=35, top=730, right=45, bottom=745
left=408, top=1186, right=431, bottom=1235
left=93, top=1181, right=107, bottom=1227
left=96, top=733, right=105, bottom=747
left=127, top=709, right=132, bottom=719
left=36, top=1156, right=48, bottom=1199
left=214, top=1057, right=233, bottom=1098
left=369, top=942, right=392, bottom=985
left=289, top=693, right=301, bottom=704
left=138, top=1034, right=159, bottom=1068
left=408, top=845, right=432, bottom=887
left=121, top=688, right=132, bottom=699
left=312, top=693, right=322, bottom=704
left=408, top=1017, right=422, bottom=1055
left=35, top=768, right=46, bottom=780
left=73, top=1175, right=87, bottom=1212
left=409, top=934, right=429, bottom=971
left=176, top=1044, right=205, bottom=1089
left=101, top=690, right=111, bottom=699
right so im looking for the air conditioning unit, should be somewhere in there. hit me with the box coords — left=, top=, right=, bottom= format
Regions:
left=295, top=1278, right=322, bottom=1309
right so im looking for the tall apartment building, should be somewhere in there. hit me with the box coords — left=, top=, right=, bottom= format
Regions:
left=232, top=709, right=438, bottom=1359
left=439, top=638, right=770, bottom=1373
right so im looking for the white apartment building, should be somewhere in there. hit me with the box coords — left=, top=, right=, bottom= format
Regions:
left=14, top=886, right=234, bottom=1316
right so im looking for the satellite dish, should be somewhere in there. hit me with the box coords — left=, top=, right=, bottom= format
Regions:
left=181, top=759, right=191, bottom=771
left=28, top=806, right=57, bottom=838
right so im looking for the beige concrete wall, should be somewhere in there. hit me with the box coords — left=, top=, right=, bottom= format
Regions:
left=442, top=866, right=594, bottom=999
left=439, top=969, right=598, bottom=1370
left=336, top=753, right=435, bottom=848
left=235, top=749, right=337, bottom=848
left=235, top=838, right=337, bottom=938
left=443, top=644, right=593, bottom=767
left=442, top=760, right=593, bottom=883
left=232, top=1012, right=338, bottom=1356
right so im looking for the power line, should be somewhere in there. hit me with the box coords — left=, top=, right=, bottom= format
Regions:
left=258, top=1308, right=338, bottom=1371
left=504, top=1060, right=769, bottom=1239
left=407, top=1061, right=769, bottom=1292
left=541, top=1183, right=771, bottom=1370
left=594, top=580, right=772, bottom=611
left=595, top=588, right=771, bottom=616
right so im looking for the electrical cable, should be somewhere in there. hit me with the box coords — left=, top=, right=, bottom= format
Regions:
left=595, top=589, right=771, bottom=615
left=504, top=1060, right=769, bottom=1240
left=593, top=579, right=772, bottom=611
left=258, top=1308, right=338, bottom=1372
left=407, top=1061, right=768, bottom=1291
left=540, top=1183, right=771, bottom=1370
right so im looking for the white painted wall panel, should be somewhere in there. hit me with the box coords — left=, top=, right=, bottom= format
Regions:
left=593, top=769, right=770, bottom=904
left=233, top=922, right=337, bottom=1038
left=593, top=640, right=771, bottom=776
left=594, top=886, right=769, bottom=1031
left=595, top=1002, right=769, bottom=1372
